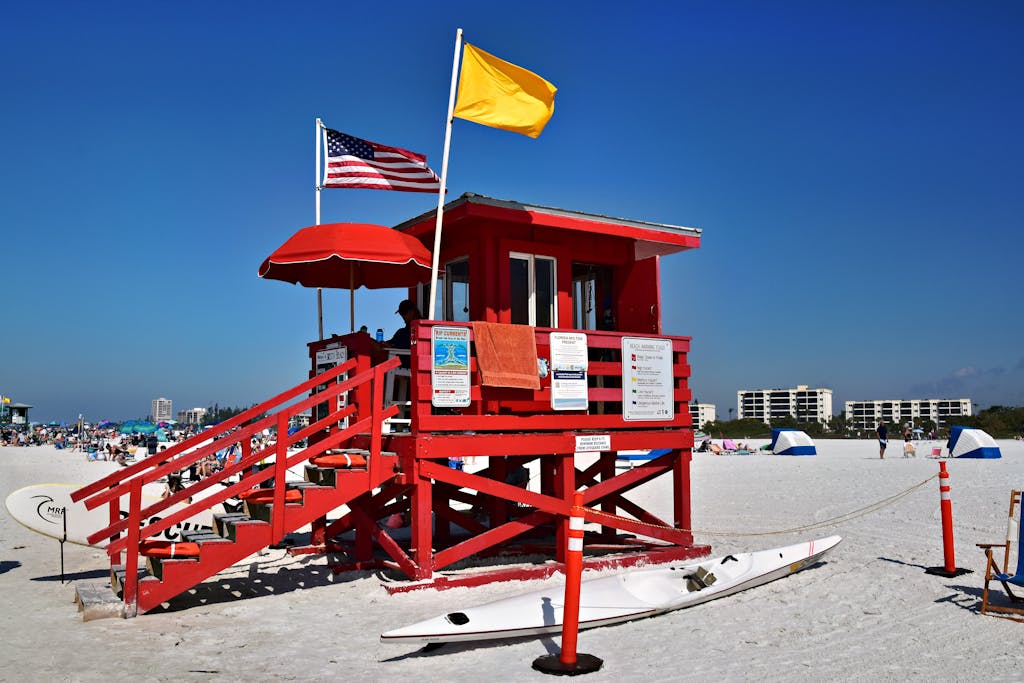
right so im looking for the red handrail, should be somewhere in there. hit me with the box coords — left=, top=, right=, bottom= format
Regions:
left=71, top=358, right=360, bottom=503
left=83, top=358, right=398, bottom=553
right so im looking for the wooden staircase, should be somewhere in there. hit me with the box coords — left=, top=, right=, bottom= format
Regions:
left=129, top=457, right=395, bottom=613
left=71, top=356, right=400, bottom=617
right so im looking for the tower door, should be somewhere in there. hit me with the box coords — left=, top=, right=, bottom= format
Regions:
left=572, top=263, right=614, bottom=330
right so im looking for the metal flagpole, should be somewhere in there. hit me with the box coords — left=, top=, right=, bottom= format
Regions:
left=315, top=117, right=324, bottom=340
left=427, top=27, right=463, bottom=320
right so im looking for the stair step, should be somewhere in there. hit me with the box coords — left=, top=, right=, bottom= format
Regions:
left=75, top=581, right=124, bottom=621
left=305, top=459, right=380, bottom=486
left=286, top=481, right=322, bottom=490
left=111, top=565, right=150, bottom=595
left=305, top=464, right=336, bottom=487
left=147, top=555, right=199, bottom=581
left=213, top=512, right=252, bottom=535
left=214, top=513, right=261, bottom=541
left=245, top=501, right=280, bottom=523
left=181, top=529, right=231, bottom=544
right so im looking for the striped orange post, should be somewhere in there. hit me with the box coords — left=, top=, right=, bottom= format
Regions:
left=533, top=491, right=603, bottom=675
left=938, top=462, right=956, bottom=572
left=926, top=461, right=970, bottom=577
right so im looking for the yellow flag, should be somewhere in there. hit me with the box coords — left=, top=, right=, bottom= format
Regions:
left=453, top=43, right=557, bottom=139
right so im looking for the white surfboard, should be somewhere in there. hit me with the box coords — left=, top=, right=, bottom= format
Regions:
left=381, top=535, right=841, bottom=644
left=4, top=483, right=217, bottom=548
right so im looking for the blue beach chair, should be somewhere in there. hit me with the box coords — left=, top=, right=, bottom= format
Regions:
left=978, top=490, right=1024, bottom=621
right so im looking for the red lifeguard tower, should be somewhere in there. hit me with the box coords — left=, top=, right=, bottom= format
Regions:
left=72, top=192, right=705, bottom=616
left=307, top=193, right=706, bottom=587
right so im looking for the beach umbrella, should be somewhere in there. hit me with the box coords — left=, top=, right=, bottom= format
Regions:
left=258, top=222, right=432, bottom=334
left=120, top=420, right=158, bottom=434
left=119, top=419, right=142, bottom=434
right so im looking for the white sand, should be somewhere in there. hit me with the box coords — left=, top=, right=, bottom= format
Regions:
left=2, top=440, right=1023, bottom=682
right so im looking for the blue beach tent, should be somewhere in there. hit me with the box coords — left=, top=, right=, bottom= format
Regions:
left=947, top=426, right=1001, bottom=459
left=771, top=429, right=816, bottom=455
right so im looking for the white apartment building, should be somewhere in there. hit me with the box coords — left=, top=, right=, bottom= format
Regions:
left=689, top=403, right=716, bottom=430
left=151, top=397, right=173, bottom=422
left=738, top=385, right=833, bottom=425
left=844, top=398, right=972, bottom=431
left=177, top=407, right=207, bottom=425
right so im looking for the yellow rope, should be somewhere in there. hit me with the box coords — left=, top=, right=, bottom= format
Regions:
left=583, top=472, right=939, bottom=538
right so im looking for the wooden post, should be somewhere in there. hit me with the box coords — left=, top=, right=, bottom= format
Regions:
left=123, top=478, right=142, bottom=618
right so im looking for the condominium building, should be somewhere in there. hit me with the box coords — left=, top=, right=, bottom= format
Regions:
left=737, top=385, right=833, bottom=424
left=151, top=397, right=173, bottom=423
left=844, top=398, right=972, bottom=431
left=177, top=407, right=207, bottom=425
left=689, top=403, right=716, bottom=430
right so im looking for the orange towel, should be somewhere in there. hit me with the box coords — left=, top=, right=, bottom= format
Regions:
left=471, top=322, right=540, bottom=389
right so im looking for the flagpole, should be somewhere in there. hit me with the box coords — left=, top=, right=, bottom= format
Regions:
left=427, top=27, right=463, bottom=321
left=315, top=117, right=324, bottom=340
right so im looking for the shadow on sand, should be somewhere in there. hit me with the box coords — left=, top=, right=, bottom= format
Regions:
left=145, top=550, right=366, bottom=614
left=876, top=556, right=930, bottom=571
left=32, top=567, right=109, bottom=582
left=381, top=632, right=560, bottom=663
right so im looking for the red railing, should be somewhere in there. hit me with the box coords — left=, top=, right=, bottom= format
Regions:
left=70, top=356, right=399, bottom=609
left=405, top=323, right=693, bottom=433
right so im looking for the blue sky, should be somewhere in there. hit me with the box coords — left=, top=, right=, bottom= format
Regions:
left=3, top=2, right=1023, bottom=423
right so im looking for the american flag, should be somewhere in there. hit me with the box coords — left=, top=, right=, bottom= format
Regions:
left=323, top=128, right=440, bottom=192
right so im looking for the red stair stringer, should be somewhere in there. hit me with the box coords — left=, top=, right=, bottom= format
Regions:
left=135, top=466, right=396, bottom=613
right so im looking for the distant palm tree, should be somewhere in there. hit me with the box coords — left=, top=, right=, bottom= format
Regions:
left=728, top=408, right=734, bottom=420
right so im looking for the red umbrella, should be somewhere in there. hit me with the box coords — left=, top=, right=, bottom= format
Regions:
left=259, top=222, right=432, bottom=334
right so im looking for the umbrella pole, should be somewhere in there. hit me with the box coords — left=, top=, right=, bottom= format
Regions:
left=349, top=266, right=355, bottom=332
left=317, top=288, right=324, bottom=340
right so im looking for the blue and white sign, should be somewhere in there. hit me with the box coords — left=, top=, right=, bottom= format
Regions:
left=431, top=326, right=471, bottom=407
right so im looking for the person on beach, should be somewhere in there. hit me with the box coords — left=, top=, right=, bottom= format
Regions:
left=161, top=474, right=192, bottom=503
left=877, top=420, right=888, bottom=459
left=385, top=299, right=421, bottom=369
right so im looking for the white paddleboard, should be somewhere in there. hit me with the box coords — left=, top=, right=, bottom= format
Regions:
left=4, top=483, right=216, bottom=547
left=381, top=535, right=841, bottom=644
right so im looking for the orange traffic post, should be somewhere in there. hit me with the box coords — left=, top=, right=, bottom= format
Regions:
left=925, top=461, right=971, bottom=578
left=533, top=491, right=603, bottom=676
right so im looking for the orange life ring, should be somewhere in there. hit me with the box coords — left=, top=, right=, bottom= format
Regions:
left=311, top=453, right=367, bottom=469
left=139, top=540, right=201, bottom=558
left=238, top=488, right=303, bottom=504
